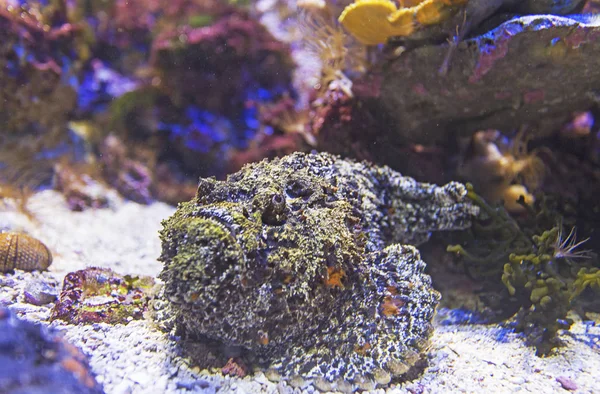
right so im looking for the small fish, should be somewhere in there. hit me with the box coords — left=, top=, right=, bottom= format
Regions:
left=0, top=232, right=53, bottom=273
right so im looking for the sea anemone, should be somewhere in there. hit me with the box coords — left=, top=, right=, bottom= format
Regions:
left=552, top=225, right=592, bottom=262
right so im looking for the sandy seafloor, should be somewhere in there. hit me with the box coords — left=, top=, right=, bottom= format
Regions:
left=1, top=190, right=599, bottom=394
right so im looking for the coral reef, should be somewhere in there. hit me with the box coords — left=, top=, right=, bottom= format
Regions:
left=298, top=4, right=600, bottom=198
left=1, top=0, right=299, bottom=210
left=114, top=6, right=297, bottom=179
left=253, top=1, right=374, bottom=164
left=312, top=11, right=600, bottom=166
left=155, top=152, right=478, bottom=389
left=51, top=267, right=156, bottom=325
left=0, top=307, right=103, bottom=394
left=0, top=3, right=81, bottom=204
left=151, top=10, right=292, bottom=113
left=0, top=232, right=53, bottom=273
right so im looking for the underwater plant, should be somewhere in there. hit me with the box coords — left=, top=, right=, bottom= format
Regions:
left=447, top=184, right=599, bottom=355
left=571, top=267, right=600, bottom=300
left=501, top=226, right=593, bottom=354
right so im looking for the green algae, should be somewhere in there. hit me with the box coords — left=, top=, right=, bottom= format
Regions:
left=447, top=184, right=598, bottom=355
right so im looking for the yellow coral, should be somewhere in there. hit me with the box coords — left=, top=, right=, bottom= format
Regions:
left=400, top=0, right=426, bottom=6
left=441, top=0, right=469, bottom=5
left=388, top=8, right=416, bottom=36
left=338, top=0, right=467, bottom=45
left=415, top=0, right=448, bottom=26
left=338, top=0, right=400, bottom=45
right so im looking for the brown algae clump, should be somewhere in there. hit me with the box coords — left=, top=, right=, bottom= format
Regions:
left=447, top=187, right=598, bottom=355
left=156, top=152, right=478, bottom=390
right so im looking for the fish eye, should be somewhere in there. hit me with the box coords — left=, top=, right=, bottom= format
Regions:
left=253, top=191, right=287, bottom=225
left=272, top=193, right=284, bottom=205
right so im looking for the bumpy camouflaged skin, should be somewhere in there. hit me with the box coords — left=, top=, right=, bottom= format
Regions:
left=157, top=152, right=479, bottom=390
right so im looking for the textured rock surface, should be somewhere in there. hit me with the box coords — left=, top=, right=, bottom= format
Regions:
left=156, top=152, right=478, bottom=389
left=50, top=267, right=156, bottom=325
left=378, top=13, right=600, bottom=144
left=0, top=308, right=103, bottom=394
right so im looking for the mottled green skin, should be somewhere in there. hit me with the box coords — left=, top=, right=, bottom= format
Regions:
left=158, top=152, right=478, bottom=388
